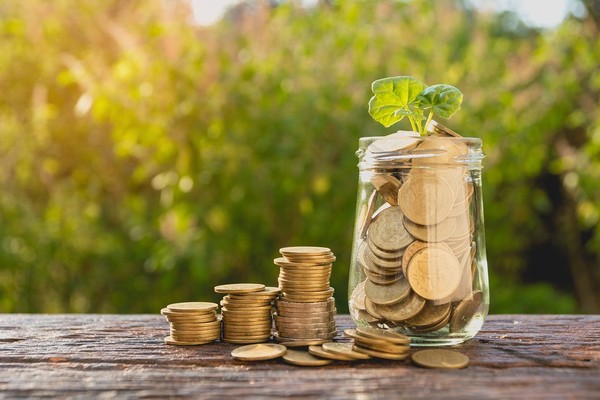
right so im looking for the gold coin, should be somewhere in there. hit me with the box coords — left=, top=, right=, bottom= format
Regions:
left=374, top=291, right=426, bottom=322
left=274, top=257, right=333, bottom=268
left=170, top=321, right=221, bottom=330
left=352, top=345, right=409, bottom=360
left=406, top=247, right=461, bottom=301
left=403, top=216, right=457, bottom=243
left=449, top=290, right=483, bottom=333
left=358, top=190, right=378, bottom=239
left=407, top=311, right=451, bottom=333
left=308, top=345, right=355, bottom=361
left=367, top=235, right=404, bottom=261
left=367, top=131, right=420, bottom=154
left=368, top=206, right=413, bottom=252
left=226, top=287, right=281, bottom=299
left=403, top=301, right=451, bottom=328
left=359, top=243, right=401, bottom=275
left=398, top=173, right=454, bottom=225
left=350, top=280, right=367, bottom=311
left=171, top=333, right=220, bottom=342
left=275, top=316, right=334, bottom=326
left=230, top=344, right=286, bottom=361
left=214, top=283, right=266, bottom=294
left=411, top=349, right=469, bottom=369
left=363, top=268, right=401, bottom=286
left=163, top=336, right=215, bottom=346
left=223, top=337, right=271, bottom=344
left=427, top=120, right=462, bottom=138
left=364, top=277, right=411, bottom=306
left=371, top=174, right=401, bottom=206
left=321, top=342, right=372, bottom=360
left=220, top=302, right=273, bottom=311
left=282, top=349, right=333, bottom=366
left=364, top=298, right=384, bottom=319
left=166, top=302, right=218, bottom=313
left=280, top=246, right=332, bottom=256
left=272, top=333, right=328, bottom=346
left=355, top=326, right=411, bottom=345
left=277, top=331, right=337, bottom=340
left=355, top=309, right=381, bottom=323
left=353, top=339, right=409, bottom=355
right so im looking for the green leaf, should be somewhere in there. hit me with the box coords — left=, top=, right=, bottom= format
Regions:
left=368, top=76, right=427, bottom=127
left=414, top=84, right=463, bottom=119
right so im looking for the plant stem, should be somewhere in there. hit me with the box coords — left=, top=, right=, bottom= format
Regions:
left=423, top=111, right=434, bottom=136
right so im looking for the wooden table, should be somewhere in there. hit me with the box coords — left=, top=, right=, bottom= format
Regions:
left=1, top=314, right=598, bottom=399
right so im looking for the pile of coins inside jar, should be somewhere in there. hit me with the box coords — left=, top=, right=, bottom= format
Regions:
left=350, top=128, right=484, bottom=336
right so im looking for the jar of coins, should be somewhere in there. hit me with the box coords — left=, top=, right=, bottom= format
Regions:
left=348, top=127, right=489, bottom=346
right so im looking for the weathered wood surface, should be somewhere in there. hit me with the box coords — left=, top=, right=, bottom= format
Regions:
left=0, top=314, right=598, bottom=399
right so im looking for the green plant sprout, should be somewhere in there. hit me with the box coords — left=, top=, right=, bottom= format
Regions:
left=368, top=76, right=463, bottom=135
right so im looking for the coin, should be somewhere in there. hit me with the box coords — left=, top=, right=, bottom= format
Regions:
left=371, top=174, right=401, bottom=206
left=359, top=190, right=378, bottom=239
left=231, top=344, right=287, bottom=361
left=272, top=333, right=329, bottom=347
left=449, top=290, right=483, bottom=333
left=352, top=345, right=409, bottom=360
left=166, top=302, right=218, bottom=313
left=363, top=268, right=401, bottom=286
left=406, top=247, right=461, bottom=301
left=364, top=297, right=384, bottom=319
left=280, top=246, right=332, bottom=256
left=368, top=206, right=413, bottom=252
left=364, top=277, right=411, bottom=306
left=403, top=216, right=457, bottom=243
left=355, top=326, right=411, bottom=345
left=411, top=349, right=469, bottom=369
left=321, top=342, right=372, bottom=360
left=308, top=345, right=355, bottom=361
left=398, top=173, right=454, bottom=225
left=223, top=337, right=271, bottom=344
left=274, top=257, right=333, bottom=268
left=404, top=301, right=451, bottom=328
left=164, top=336, right=215, bottom=346
left=374, top=291, right=426, bottom=322
left=214, top=283, right=266, bottom=294
left=350, top=280, right=367, bottom=311
left=282, top=349, right=333, bottom=366
left=366, top=131, right=420, bottom=154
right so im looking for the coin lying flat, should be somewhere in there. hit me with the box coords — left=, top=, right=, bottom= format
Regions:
left=352, top=345, right=409, bottom=360
left=231, top=344, right=287, bottom=361
left=411, top=349, right=469, bottom=369
left=166, top=302, right=218, bottom=313
left=214, top=283, right=266, bottom=294
left=282, top=349, right=333, bottom=366
left=321, top=342, right=372, bottom=360
left=308, top=345, right=355, bottom=361
left=355, top=326, right=410, bottom=345
left=164, top=336, right=215, bottom=346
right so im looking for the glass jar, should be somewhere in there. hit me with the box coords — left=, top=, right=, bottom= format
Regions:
left=348, top=129, right=489, bottom=346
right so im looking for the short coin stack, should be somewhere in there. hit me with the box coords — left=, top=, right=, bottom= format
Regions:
left=273, top=246, right=337, bottom=345
left=350, top=129, right=483, bottom=335
left=344, top=326, right=410, bottom=360
left=215, top=283, right=280, bottom=344
left=160, top=302, right=221, bottom=345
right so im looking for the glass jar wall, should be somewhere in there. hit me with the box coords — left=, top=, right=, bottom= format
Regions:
left=348, top=131, right=489, bottom=346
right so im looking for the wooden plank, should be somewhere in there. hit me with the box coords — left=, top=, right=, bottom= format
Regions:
left=0, top=314, right=598, bottom=399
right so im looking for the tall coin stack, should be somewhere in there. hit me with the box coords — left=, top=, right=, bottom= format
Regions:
left=350, top=128, right=483, bottom=335
left=273, top=246, right=337, bottom=345
left=161, top=302, right=221, bottom=345
left=215, top=283, right=280, bottom=344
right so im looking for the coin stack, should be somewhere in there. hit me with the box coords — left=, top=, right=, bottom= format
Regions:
left=273, top=246, right=337, bottom=345
left=350, top=127, right=483, bottom=335
left=215, top=283, right=280, bottom=344
left=344, top=326, right=410, bottom=360
left=160, top=302, right=221, bottom=345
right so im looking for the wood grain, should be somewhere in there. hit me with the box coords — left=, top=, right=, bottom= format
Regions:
left=1, top=314, right=598, bottom=399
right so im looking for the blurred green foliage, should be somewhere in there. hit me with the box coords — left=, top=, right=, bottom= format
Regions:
left=1, top=0, right=597, bottom=314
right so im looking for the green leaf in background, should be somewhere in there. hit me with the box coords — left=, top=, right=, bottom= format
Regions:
left=415, top=84, right=463, bottom=119
left=368, top=76, right=427, bottom=127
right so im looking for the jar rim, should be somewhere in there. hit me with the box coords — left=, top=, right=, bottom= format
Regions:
left=357, top=134, right=484, bottom=170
